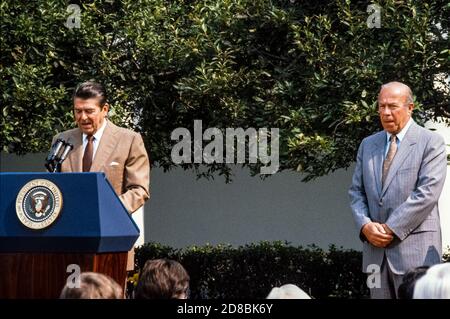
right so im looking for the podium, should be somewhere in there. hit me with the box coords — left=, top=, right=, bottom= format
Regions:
left=0, top=172, right=139, bottom=298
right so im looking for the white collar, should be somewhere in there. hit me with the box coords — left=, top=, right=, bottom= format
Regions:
left=386, top=117, right=413, bottom=143
left=82, top=119, right=108, bottom=142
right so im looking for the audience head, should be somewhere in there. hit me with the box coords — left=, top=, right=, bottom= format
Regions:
left=413, top=263, right=450, bottom=299
left=266, top=284, right=311, bottom=299
left=398, top=266, right=429, bottom=299
left=134, top=259, right=190, bottom=299
left=60, top=272, right=123, bottom=299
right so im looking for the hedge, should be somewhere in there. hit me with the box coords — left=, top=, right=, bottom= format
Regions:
left=131, top=241, right=450, bottom=299
left=131, top=241, right=369, bottom=299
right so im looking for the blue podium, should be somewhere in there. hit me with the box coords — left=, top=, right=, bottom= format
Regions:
left=0, top=172, right=140, bottom=298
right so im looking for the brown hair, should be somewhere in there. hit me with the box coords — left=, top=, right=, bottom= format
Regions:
left=134, top=259, right=190, bottom=299
left=73, top=81, right=108, bottom=107
left=60, top=272, right=123, bottom=299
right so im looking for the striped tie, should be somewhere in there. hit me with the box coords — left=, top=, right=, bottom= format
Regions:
left=382, top=135, right=397, bottom=187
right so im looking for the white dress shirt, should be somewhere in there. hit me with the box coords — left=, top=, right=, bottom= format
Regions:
left=82, top=119, right=108, bottom=160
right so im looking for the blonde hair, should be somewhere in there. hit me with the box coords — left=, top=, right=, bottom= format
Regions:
left=60, top=272, right=123, bottom=299
left=413, top=263, right=450, bottom=299
left=267, top=284, right=311, bottom=299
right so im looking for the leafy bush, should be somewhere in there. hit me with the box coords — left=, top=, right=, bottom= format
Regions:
left=2, top=0, right=449, bottom=181
left=132, top=241, right=369, bottom=299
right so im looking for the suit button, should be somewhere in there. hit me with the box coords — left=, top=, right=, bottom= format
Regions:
left=379, top=200, right=383, bottom=206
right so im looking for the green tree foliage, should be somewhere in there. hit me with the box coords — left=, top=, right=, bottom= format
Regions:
left=1, top=0, right=449, bottom=180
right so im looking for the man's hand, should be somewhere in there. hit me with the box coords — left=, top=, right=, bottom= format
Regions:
left=381, top=223, right=394, bottom=236
left=361, top=222, right=394, bottom=248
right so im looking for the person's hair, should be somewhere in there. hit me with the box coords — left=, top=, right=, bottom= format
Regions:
left=413, top=263, right=450, bottom=299
left=134, top=259, right=190, bottom=299
left=59, top=272, right=123, bottom=299
left=266, top=284, right=311, bottom=299
left=398, top=266, right=429, bottom=299
left=379, top=81, right=414, bottom=104
left=73, top=81, right=108, bottom=107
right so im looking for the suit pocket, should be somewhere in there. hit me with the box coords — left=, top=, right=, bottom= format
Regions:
left=396, top=166, right=419, bottom=175
left=104, top=165, right=124, bottom=192
left=410, top=218, right=438, bottom=234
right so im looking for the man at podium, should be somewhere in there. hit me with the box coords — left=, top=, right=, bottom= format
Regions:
left=51, top=81, right=150, bottom=269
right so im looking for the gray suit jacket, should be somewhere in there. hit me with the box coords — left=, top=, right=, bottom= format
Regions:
left=349, top=121, right=447, bottom=274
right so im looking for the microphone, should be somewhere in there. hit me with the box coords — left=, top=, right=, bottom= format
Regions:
left=59, top=141, right=73, bottom=163
left=46, top=139, right=64, bottom=163
left=45, top=138, right=73, bottom=172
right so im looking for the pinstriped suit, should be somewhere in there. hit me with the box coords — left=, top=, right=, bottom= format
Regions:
left=349, top=120, right=447, bottom=297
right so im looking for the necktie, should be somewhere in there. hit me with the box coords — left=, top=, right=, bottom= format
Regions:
left=382, top=135, right=397, bottom=186
left=82, top=135, right=94, bottom=172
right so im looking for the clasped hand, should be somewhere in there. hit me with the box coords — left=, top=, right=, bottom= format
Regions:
left=362, top=222, right=394, bottom=248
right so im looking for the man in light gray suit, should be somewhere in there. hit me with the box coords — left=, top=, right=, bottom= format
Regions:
left=349, top=81, right=447, bottom=299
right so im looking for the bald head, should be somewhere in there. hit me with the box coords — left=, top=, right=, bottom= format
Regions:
left=379, top=81, right=413, bottom=104
left=378, top=81, right=414, bottom=134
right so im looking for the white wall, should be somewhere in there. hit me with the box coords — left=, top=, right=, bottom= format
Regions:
left=2, top=128, right=449, bottom=252
left=0, top=123, right=450, bottom=249
left=0, top=152, right=359, bottom=250
left=426, top=120, right=450, bottom=251
left=144, top=165, right=360, bottom=250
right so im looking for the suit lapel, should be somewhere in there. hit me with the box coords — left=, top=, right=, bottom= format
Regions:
left=90, top=121, right=119, bottom=172
left=67, top=129, right=83, bottom=172
left=381, top=122, right=418, bottom=196
left=371, top=132, right=386, bottom=198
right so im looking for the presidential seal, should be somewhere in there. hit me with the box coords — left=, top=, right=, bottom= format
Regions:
left=15, top=179, right=63, bottom=230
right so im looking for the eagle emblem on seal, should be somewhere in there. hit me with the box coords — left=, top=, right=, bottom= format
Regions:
left=30, top=191, right=50, bottom=217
